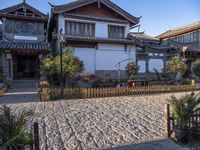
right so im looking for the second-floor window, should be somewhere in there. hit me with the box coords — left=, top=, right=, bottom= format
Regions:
left=65, top=21, right=95, bottom=37
left=108, top=25, right=125, bottom=39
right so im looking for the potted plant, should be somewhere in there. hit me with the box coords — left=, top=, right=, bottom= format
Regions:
left=170, top=92, right=200, bottom=144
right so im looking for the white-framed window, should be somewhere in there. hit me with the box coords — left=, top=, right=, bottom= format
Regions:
left=178, top=36, right=183, bottom=43
left=154, top=53, right=158, bottom=56
left=159, top=53, right=164, bottom=57
left=148, top=53, right=153, bottom=56
left=137, top=60, right=146, bottom=73
left=194, top=32, right=197, bottom=42
left=149, top=59, right=164, bottom=73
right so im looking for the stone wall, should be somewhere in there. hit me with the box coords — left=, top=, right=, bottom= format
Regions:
left=95, top=70, right=127, bottom=79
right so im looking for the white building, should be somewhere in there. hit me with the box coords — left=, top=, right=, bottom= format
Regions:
left=49, top=0, right=140, bottom=79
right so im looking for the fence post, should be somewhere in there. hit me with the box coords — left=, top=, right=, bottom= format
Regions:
left=164, top=104, right=171, bottom=138
left=34, top=122, right=39, bottom=150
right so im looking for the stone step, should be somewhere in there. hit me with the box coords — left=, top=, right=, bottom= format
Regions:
left=12, top=80, right=39, bottom=88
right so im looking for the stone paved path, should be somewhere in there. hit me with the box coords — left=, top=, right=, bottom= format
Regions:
left=0, top=88, right=39, bottom=104
left=4, top=92, right=193, bottom=150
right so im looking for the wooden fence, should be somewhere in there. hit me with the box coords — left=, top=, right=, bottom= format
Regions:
left=40, top=84, right=200, bottom=101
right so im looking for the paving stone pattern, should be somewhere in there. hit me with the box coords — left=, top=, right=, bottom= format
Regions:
left=6, top=92, right=193, bottom=150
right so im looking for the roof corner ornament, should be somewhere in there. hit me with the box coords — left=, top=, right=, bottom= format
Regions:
left=48, top=2, right=55, bottom=7
left=138, top=16, right=142, bottom=20
left=23, top=0, right=26, bottom=3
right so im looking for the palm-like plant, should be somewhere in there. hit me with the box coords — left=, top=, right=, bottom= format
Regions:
left=170, top=92, right=200, bottom=129
left=0, top=105, right=34, bottom=150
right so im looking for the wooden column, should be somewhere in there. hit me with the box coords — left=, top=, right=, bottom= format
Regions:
left=164, top=104, right=171, bottom=137
left=34, top=122, right=39, bottom=150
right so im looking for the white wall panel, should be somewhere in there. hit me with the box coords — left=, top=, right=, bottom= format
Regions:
left=98, top=43, right=125, bottom=51
left=138, top=60, right=146, bottom=73
left=96, top=44, right=136, bottom=70
left=95, top=22, right=108, bottom=38
left=149, top=59, right=164, bottom=73
left=58, top=14, right=65, bottom=33
left=74, top=48, right=96, bottom=73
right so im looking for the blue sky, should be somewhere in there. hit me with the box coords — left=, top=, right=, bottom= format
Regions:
left=0, top=0, right=200, bottom=36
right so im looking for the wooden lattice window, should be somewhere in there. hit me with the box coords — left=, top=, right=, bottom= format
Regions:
left=108, top=25, right=125, bottom=39
left=65, top=21, right=95, bottom=37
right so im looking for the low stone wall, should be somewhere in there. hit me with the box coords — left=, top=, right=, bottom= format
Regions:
left=95, top=70, right=127, bottom=79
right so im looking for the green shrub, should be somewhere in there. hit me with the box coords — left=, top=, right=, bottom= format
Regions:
left=192, top=59, right=200, bottom=78
left=170, top=92, right=200, bottom=129
left=40, top=47, right=84, bottom=87
left=125, top=62, right=138, bottom=80
left=0, top=105, right=34, bottom=149
left=166, top=56, right=187, bottom=79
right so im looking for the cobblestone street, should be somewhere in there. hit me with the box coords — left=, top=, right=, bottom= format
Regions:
left=6, top=92, right=191, bottom=150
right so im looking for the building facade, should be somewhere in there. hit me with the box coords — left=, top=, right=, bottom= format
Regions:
left=157, top=21, right=200, bottom=77
left=128, top=32, right=171, bottom=78
left=0, top=1, right=49, bottom=82
left=49, top=0, right=140, bottom=79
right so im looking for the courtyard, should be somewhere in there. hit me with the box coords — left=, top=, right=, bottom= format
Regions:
left=6, top=92, right=191, bottom=150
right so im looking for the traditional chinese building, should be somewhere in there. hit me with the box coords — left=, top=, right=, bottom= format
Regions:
left=49, top=0, right=140, bottom=79
left=157, top=21, right=200, bottom=77
left=128, top=32, right=172, bottom=76
left=0, top=1, right=49, bottom=82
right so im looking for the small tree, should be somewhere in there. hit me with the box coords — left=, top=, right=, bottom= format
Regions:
left=165, top=56, right=187, bottom=79
left=41, top=47, right=84, bottom=87
left=192, top=59, right=200, bottom=78
left=40, top=55, right=61, bottom=86
left=126, top=62, right=138, bottom=80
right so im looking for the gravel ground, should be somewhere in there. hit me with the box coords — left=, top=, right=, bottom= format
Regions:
left=5, top=91, right=195, bottom=150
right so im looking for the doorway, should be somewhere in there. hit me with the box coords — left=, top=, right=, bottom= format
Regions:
left=13, top=55, right=39, bottom=80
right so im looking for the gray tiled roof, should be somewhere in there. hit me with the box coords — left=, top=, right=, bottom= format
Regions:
left=129, top=32, right=159, bottom=42
left=0, top=2, right=47, bottom=18
left=64, top=35, right=136, bottom=44
left=51, top=0, right=139, bottom=25
left=157, top=21, right=200, bottom=39
left=145, top=43, right=172, bottom=50
left=0, top=40, right=49, bottom=52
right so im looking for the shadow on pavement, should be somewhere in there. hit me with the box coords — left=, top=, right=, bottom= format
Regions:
left=106, top=138, right=183, bottom=150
